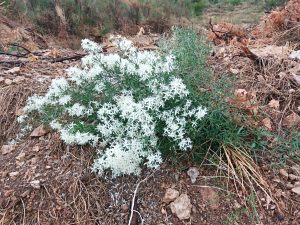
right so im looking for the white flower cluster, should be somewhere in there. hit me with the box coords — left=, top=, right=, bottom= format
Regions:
left=19, top=36, right=207, bottom=177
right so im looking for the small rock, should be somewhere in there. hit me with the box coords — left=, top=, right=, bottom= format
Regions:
left=4, top=190, right=14, bottom=197
left=30, top=180, right=41, bottom=189
left=32, top=146, right=40, bottom=152
left=121, top=204, right=129, bottom=212
left=230, top=68, right=239, bottom=74
left=15, top=107, right=24, bottom=116
left=294, top=182, right=300, bottom=188
left=163, top=188, right=179, bottom=204
left=4, top=79, right=12, bottom=85
left=282, top=112, right=300, bottom=128
left=192, top=205, right=198, bottom=213
left=170, top=194, right=192, bottom=220
left=291, top=187, right=300, bottom=195
left=20, top=190, right=31, bottom=198
left=9, top=171, right=19, bottom=177
left=268, top=99, right=280, bottom=109
left=45, top=165, right=52, bottom=169
left=290, top=165, right=300, bottom=176
left=1, top=145, right=15, bottom=155
left=290, top=50, right=300, bottom=59
left=2, top=171, right=8, bottom=178
left=187, top=167, right=199, bottom=184
left=6, top=67, right=20, bottom=74
left=174, top=173, right=180, bottom=181
left=16, top=152, right=26, bottom=161
left=16, top=161, right=25, bottom=167
left=12, top=76, right=25, bottom=84
left=286, top=182, right=294, bottom=189
left=279, top=169, right=289, bottom=179
left=30, top=125, right=49, bottom=137
left=0, top=77, right=4, bottom=83
left=233, top=201, right=242, bottom=209
left=289, top=174, right=300, bottom=181
left=30, top=157, right=38, bottom=164
left=273, top=178, right=281, bottom=183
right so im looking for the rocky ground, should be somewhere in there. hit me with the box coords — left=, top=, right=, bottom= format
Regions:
left=1, top=1, right=300, bottom=224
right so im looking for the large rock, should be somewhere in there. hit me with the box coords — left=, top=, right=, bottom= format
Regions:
left=170, top=194, right=192, bottom=220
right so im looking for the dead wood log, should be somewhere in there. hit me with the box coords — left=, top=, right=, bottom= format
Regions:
left=0, top=53, right=86, bottom=65
left=49, top=54, right=87, bottom=63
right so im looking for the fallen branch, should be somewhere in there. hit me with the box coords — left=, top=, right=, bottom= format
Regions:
left=9, top=43, right=32, bottom=55
left=128, top=172, right=155, bottom=225
left=0, top=60, right=25, bottom=65
left=0, top=54, right=86, bottom=65
left=0, top=43, right=32, bottom=58
left=49, top=53, right=87, bottom=63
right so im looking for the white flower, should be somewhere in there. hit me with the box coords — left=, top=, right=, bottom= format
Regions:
left=58, top=95, right=71, bottom=105
left=162, top=78, right=189, bottom=99
left=17, top=115, right=27, bottom=123
left=117, top=39, right=133, bottom=52
left=137, top=63, right=153, bottom=80
left=94, top=82, right=105, bottom=93
left=178, top=138, right=192, bottom=151
left=50, top=120, right=62, bottom=130
left=92, top=140, right=145, bottom=177
left=195, top=107, right=207, bottom=120
left=23, top=95, right=48, bottom=112
left=81, top=39, right=102, bottom=53
left=67, top=103, right=86, bottom=117
left=146, top=152, right=162, bottom=169
left=46, top=78, right=69, bottom=98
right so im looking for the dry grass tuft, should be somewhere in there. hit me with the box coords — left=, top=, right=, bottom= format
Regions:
left=209, top=146, right=277, bottom=211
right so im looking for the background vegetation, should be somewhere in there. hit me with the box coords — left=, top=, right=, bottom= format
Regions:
left=2, top=0, right=288, bottom=37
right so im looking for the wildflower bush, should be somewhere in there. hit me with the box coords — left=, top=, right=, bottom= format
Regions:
left=18, top=32, right=208, bottom=177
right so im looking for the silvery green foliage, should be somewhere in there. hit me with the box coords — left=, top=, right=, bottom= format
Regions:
left=18, top=36, right=207, bottom=177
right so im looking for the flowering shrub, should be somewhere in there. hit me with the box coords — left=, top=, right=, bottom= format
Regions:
left=18, top=35, right=207, bottom=176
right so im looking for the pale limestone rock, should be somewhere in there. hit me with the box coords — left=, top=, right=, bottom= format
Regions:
left=170, top=194, right=192, bottom=220
left=163, top=188, right=179, bottom=204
